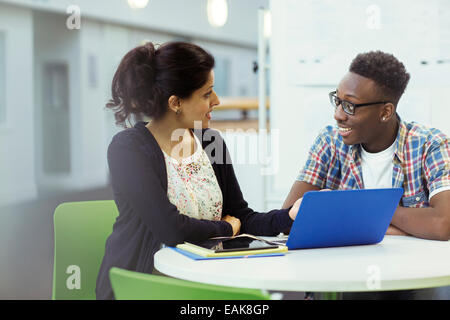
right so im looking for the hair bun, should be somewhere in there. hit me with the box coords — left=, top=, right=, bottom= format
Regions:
left=134, top=42, right=157, bottom=84
left=143, top=42, right=156, bottom=56
left=139, top=42, right=156, bottom=66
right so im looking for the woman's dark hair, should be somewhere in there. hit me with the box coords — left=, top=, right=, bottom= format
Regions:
left=349, top=51, right=410, bottom=105
left=107, top=41, right=215, bottom=126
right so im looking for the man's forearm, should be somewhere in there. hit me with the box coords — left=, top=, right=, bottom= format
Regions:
left=391, top=206, right=450, bottom=241
left=282, top=181, right=320, bottom=209
left=386, top=224, right=410, bottom=236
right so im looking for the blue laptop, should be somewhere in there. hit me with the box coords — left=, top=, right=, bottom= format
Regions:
left=285, top=188, right=404, bottom=250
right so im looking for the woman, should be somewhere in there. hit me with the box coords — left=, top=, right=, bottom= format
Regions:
left=96, top=41, right=301, bottom=299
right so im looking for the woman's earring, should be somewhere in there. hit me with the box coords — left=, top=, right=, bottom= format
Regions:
left=176, top=108, right=181, bottom=115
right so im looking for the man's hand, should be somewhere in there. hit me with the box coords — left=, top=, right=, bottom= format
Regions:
left=386, top=224, right=409, bottom=236
left=288, top=198, right=303, bottom=220
left=288, top=189, right=332, bottom=221
left=222, top=215, right=241, bottom=236
left=282, top=181, right=320, bottom=209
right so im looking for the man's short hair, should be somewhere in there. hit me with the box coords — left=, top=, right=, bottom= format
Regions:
left=349, top=51, right=410, bottom=105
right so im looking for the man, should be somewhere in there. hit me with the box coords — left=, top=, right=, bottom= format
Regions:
left=283, top=51, right=450, bottom=241
left=283, top=51, right=450, bottom=300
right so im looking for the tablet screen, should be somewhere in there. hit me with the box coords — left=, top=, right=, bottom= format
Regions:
left=190, top=236, right=279, bottom=253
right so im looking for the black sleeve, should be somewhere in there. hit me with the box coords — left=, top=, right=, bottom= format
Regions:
left=107, top=135, right=233, bottom=247
left=220, top=139, right=294, bottom=236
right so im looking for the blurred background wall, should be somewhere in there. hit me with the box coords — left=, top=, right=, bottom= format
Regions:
left=0, top=0, right=266, bottom=206
left=269, top=0, right=450, bottom=203
left=0, top=0, right=268, bottom=299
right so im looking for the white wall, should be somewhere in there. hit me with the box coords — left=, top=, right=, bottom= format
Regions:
left=197, top=41, right=259, bottom=98
left=33, top=11, right=84, bottom=192
left=77, top=19, right=109, bottom=188
left=221, top=130, right=266, bottom=212
left=0, top=0, right=267, bottom=47
left=0, top=4, right=36, bottom=205
left=269, top=0, right=450, bottom=206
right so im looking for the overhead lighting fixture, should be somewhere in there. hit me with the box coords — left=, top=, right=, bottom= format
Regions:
left=207, top=0, right=228, bottom=28
left=128, top=0, right=149, bottom=9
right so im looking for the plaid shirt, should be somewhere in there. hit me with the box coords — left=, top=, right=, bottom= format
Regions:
left=297, top=116, right=450, bottom=208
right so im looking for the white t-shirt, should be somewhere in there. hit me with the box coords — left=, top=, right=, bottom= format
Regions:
left=361, top=141, right=395, bottom=190
left=361, top=141, right=450, bottom=200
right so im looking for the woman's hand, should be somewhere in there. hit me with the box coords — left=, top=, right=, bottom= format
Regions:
left=222, top=215, right=241, bottom=236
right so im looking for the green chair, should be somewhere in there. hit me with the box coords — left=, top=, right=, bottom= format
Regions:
left=52, top=200, right=119, bottom=300
left=109, top=267, right=272, bottom=300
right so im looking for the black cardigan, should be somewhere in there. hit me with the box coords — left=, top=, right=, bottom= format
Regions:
left=95, top=122, right=293, bottom=299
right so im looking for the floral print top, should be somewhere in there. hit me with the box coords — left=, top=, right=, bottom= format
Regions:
left=163, top=133, right=223, bottom=221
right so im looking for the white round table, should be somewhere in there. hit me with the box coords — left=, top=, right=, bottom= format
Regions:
left=154, top=236, right=450, bottom=292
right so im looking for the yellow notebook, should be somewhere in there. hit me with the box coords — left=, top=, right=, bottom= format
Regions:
left=176, top=234, right=288, bottom=258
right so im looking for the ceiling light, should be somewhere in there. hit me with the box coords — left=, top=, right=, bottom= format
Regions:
left=128, top=0, right=149, bottom=9
left=207, top=0, right=228, bottom=27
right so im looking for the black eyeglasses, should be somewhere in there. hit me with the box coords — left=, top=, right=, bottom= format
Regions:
left=329, top=91, right=389, bottom=115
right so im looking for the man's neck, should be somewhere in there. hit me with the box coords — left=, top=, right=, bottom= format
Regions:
left=362, top=116, right=399, bottom=153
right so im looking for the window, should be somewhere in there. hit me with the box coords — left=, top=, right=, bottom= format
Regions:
left=0, top=32, right=5, bottom=124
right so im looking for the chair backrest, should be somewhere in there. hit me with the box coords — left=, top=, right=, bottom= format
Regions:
left=52, top=200, right=119, bottom=300
left=109, top=267, right=271, bottom=300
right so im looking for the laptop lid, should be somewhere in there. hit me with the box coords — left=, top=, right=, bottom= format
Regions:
left=286, top=188, right=404, bottom=250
